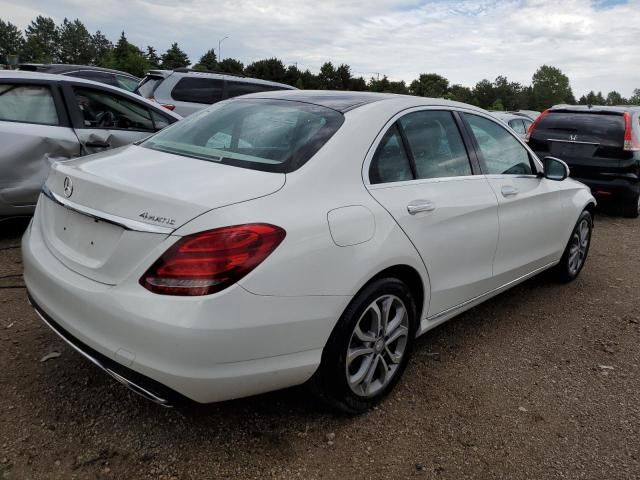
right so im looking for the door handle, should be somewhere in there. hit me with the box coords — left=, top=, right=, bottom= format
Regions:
left=501, top=185, right=519, bottom=197
left=85, top=140, right=111, bottom=149
left=407, top=200, right=436, bottom=215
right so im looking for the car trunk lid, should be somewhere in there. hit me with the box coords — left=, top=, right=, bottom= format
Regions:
left=38, top=144, right=285, bottom=284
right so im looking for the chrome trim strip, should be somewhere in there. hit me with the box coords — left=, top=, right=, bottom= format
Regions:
left=41, top=184, right=174, bottom=235
left=547, top=138, right=599, bottom=145
left=30, top=303, right=171, bottom=407
left=427, top=262, right=556, bottom=321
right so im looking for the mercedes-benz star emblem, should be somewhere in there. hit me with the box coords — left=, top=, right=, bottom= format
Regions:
left=63, top=177, right=73, bottom=198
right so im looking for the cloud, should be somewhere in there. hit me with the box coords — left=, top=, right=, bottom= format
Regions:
left=1, top=0, right=638, bottom=96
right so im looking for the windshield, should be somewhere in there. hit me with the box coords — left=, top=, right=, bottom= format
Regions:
left=141, top=98, right=344, bottom=173
left=136, top=76, right=163, bottom=98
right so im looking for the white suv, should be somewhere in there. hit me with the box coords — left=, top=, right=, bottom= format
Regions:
left=136, top=68, right=295, bottom=116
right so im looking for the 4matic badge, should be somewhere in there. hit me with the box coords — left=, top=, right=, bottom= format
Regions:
left=139, top=211, right=176, bottom=226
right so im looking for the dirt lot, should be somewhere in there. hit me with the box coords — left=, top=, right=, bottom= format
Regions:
left=1, top=214, right=638, bottom=480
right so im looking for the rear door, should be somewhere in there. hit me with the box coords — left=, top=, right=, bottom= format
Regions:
left=366, top=108, right=499, bottom=317
left=62, top=83, right=174, bottom=155
left=0, top=80, right=80, bottom=209
left=461, top=112, right=571, bottom=286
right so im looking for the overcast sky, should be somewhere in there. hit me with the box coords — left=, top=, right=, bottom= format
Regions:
left=2, top=0, right=639, bottom=97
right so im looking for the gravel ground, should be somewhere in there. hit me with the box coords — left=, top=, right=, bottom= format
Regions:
left=0, top=214, right=638, bottom=480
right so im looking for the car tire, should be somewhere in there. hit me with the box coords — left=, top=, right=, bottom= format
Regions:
left=554, top=210, right=593, bottom=282
left=311, top=277, right=418, bottom=415
left=621, top=194, right=640, bottom=219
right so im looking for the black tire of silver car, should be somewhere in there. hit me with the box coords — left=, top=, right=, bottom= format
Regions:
left=621, top=193, right=640, bottom=219
left=554, top=210, right=593, bottom=282
left=311, top=278, right=417, bottom=415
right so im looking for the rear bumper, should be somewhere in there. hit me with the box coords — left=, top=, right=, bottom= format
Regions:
left=22, top=220, right=350, bottom=404
left=573, top=176, right=640, bottom=201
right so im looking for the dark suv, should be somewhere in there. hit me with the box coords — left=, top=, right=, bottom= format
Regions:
left=528, top=106, right=640, bottom=217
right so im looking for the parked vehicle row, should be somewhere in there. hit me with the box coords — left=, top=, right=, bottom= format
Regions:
left=527, top=105, right=640, bottom=218
left=0, top=71, right=181, bottom=218
left=22, top=90, right=596, bottom=413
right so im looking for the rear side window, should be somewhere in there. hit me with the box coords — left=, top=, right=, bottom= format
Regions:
left=399, top=110, right=471, bottom=179
left=226, top=81, right=287, bottom=98
left=509, top=119, right=526, bottom=134
left=533, top=112, right=625, bottom=147
left=116, top=75, right=140, bottom=92
left=464, top=113, right=533, bottom=175
left=171, top=77, right=224, bottom=104
left=0, top=84, right=59, bottom=125
left=141, top=99, right=344, bottom=173
left=137, top=76, right=163, bottom=98
left=369, top=125, right=413, bottom=184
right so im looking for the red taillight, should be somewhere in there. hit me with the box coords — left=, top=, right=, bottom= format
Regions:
left=525, top=108, right=551, bottom=142
left=161, top=104, right=176, bottom=111
left=623, top=112, right=640, bottom=151
left=140, top=224, right=286, bottom=296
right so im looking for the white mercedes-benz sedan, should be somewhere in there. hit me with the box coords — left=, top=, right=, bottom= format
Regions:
left=23, top=91, right=596, bottom=413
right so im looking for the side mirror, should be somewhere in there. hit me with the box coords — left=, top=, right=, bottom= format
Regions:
left=543, top=156, right=570, bottom=181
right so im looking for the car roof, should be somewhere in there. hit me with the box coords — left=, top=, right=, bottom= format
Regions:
left=236, top=90, right=488, bottom=114
left=147, top=69, right=296, bottom=90
left=18, top=63, right=140, bottom=79
left=0, top=71, right=181, bottom=119
left=490, top=111, right=526, bottom=122
left=550, top=104, right=640, bottom=114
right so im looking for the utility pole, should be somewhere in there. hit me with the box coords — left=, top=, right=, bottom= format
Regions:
left=218, top=35, right=229, bottom=61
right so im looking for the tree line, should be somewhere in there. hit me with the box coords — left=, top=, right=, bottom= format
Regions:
left=2, top=16, right=639, bottom=110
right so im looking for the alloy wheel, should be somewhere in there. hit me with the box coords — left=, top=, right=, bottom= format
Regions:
left=568, top=218, right=590, bottom=275
left=345, top=295, right=409, bottom=398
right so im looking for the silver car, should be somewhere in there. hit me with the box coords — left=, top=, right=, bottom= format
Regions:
left=136, top=68, right=296, bottom=117
left=0, top=71, right=181, bottom=219
left=490, top=112, right=533, bottom=140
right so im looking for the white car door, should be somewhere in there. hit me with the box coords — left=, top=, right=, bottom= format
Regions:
left=461, top=112, right=572, bottom=287
left=366, top=109, right=500, bottom=317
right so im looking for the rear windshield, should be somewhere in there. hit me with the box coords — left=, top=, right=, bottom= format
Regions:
left=141, top=98, right=344, bottom=173
left=534, top=111, right=625, bottom=146
left=136, top=76, right=163, bottom=98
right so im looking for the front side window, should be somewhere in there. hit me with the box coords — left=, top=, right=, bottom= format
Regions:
left=0, top=84, right=59, bottom=125
left=141, top=99, right=344, bottom=173
left=369, top=125, right=414, bottom=184
left=399, top=110, right=472, bottom=179
left=73, top=87, right=154, bottom=131
left=171, top=77, right=224, bottom=104
left=464, top=113, right=533, bottom=175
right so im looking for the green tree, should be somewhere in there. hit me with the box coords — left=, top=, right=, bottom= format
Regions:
left=349, top=76, right=368, bottom=91
left=531, top=65, right=573, bottom=110
left=447, top=84, right=475, bottom=104
left=605, top=91, right=625, bottom=106
left=101, top=32, right=149, bottom=77
left=161, top=42, right=190, bottom=69
left=90, top=30, right=112, bottom=65
left=21, top=16, right=57, bottom=63
left=472, top=79, right=497, bottom=109
left=490, top=98, right=505, bottom=111
left=299, top=69, right=319, bottom=89
left=194, top=48, right=217, bottom=71
left=409, top=73, right=449, bottom=97
left=368, top=75, right=390, bottom=92
left=629, top=89, right=640, bottom=106
left=145, top=46, right=160, bottom=69
left=57, top=18, right=93, bottom=64
left=0, top=19, right=24, bottom=64
left=245, top=57, right=286, bottom=82
left=318, top=62, right=338, bottom=89
left=217, top=58, right=244, bottom=75
left=335, top=64, right=352, bottom=90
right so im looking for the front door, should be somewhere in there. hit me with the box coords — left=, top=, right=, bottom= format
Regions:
left=64, top=85, right=160, bottom=155
left=366, top=109, right=500, bottom=317
left=461, top=112, right=572, bottom=286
